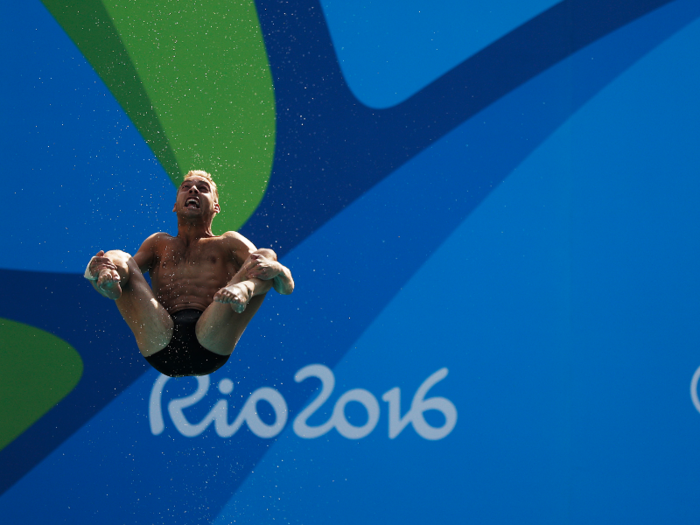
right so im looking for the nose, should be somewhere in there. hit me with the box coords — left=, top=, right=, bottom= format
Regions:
left=189, top=185, right=199, bottom=194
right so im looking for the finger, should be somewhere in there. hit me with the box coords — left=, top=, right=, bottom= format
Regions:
left=93, top=264, right=115, bottom=275
left=98, top=270, right=117, bottom=285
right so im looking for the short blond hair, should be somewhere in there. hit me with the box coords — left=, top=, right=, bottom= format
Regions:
left=183, top=170, right=219, bottom=203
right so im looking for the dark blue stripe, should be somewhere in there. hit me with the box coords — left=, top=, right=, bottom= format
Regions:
left=244, top=0, right=677, bottom=255
left=0, top=272, right=147, bottom=494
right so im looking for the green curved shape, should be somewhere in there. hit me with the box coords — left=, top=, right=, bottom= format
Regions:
left=42, top=0, right=276, bottom=232
left=40, top=0, right=182, bottom=181
left=0, top=319, right=84, bottom=451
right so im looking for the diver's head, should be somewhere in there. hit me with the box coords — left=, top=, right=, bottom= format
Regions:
left=173, top=170, right=220, bottom=220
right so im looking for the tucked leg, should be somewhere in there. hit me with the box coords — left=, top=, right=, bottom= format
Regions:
left=196, top=251, right=275, bottom=356
left=103, top=250, right=174, bottom=357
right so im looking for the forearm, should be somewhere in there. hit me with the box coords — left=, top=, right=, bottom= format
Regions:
left=243, top=249, right=294, bottom=294
left=272, top=264, right=294, bottom=295
left=90, top=279, right=113, bottom=298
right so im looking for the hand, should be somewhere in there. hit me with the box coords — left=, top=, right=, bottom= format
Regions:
left=246, top=253, right=282, bottom=281
left=87, top=251, right=122, bottom=299
left=88, top=250, right=119, bottom=282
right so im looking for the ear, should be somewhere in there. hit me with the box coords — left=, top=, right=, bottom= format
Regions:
left=172, top=202, right=177, bottom=212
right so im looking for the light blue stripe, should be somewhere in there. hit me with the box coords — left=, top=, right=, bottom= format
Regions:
left=320, top=0, right=560, bottom=108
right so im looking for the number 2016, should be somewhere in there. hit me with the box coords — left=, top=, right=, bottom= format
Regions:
left=150, top=365, right=457, bottom=441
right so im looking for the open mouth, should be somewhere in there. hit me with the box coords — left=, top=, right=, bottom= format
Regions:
left=185, top=198, right=200, bottom=209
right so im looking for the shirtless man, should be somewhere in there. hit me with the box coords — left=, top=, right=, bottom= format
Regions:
left=85, top=170, right=294, bottom=377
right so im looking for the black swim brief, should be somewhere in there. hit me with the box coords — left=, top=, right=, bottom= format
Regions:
left=145, top=309, right=230, bottom=377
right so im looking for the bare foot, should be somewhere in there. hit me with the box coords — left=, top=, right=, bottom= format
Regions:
left=213, top=282, right=254, bottom=313
left=97, top=268, right=123, bottom=300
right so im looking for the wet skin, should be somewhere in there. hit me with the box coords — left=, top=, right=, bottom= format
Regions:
left=87, top=175, right=294, bottom=358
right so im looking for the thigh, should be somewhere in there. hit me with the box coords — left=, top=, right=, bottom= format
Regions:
left=115, top=259, right=174, bottom=356
left=195, top=294, right=267, bottom=356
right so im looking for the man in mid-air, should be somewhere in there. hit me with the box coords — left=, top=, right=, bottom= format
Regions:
left=85, top=170, right=294, bottom=377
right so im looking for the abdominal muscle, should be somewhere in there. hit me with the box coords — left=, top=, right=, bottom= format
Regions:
left=148, top=239, right=240, bottom=314
left=155, top=279, right=221, bottom=314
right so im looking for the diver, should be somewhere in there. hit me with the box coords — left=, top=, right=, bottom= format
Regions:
left=84, top=170, right=294, bottom=377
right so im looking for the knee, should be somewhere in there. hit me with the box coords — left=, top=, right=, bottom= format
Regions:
left=104, top=250, right=134, bottom=280
left=104, top=249, right=131, bottom=258
left=253, top=248, right=277, bottom=261
left=104, top=250, right=133, bottom=267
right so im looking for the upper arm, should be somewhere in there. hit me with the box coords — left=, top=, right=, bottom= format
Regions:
left=222, top=231, right=256, bottom=266
left=132, top=233, right=163, bottom=273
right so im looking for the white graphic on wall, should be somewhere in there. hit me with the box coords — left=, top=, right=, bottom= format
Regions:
left=149, top=364, right=457, bottom=440
left=691, top=365, right=700, bottom=414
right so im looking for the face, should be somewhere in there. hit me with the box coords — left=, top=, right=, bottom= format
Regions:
left=173, top=176, right=220, bottom=218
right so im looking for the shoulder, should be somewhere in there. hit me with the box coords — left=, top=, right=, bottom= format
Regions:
left=219, top=231, right=257, bottom=252
left=140, top=232, right=174, bottom=250
left=216, top=231, right=257, bottom=264
left=137, top=232, right=178, bottom=259
left=134, top=232, right=173, bottom=270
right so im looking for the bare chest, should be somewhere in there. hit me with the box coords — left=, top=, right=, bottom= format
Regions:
left=151, top=239, right=238, bottom=289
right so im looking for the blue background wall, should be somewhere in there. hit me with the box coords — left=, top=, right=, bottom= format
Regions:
left=3, top=0, right=700, bottom=523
